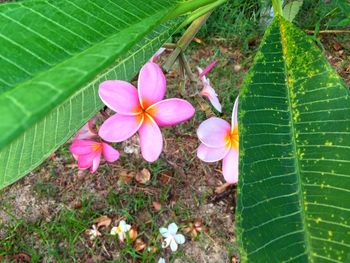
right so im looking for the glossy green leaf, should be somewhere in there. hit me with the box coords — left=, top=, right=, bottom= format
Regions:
left=283, top=0, right=303, bottom=22
left=0, top=0, right=184, bottom=189
left=237, top=16, right=350, bottom=262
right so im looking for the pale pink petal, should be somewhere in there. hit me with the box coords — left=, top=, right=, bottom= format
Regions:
left=197, top=143, right=228, bottom=162
left=208, top=94, right=222, bottom=113
left=99, top=80, right=141, bottom=115
left=222, top=148, right=239, bottom=184
left=232, top=96, right=239, bottom=130
left=69, top=140, right=97, bottom=155
left=138, top=115, right=163, bottom=162
left=197, top=117, right=230, bottom=148
left=77, top=152, right=98, bottom=169
left=147, top=98, right=195, bottom=127
left=138, top=62, right=166, bottom=109
left=74, top=117, right=97, bottom=140
left=200, top=85, right=222, bottom=113
left=198, top=60, right=217, bottom=78
left=102, top=142, right=120, bottom=162
left=150, top=47, right=166, bottom=62
left=99, top=113, right=143, bottom=143
left=90, top=153, right=101, bottom=173
left=196, top=67, right=210, bottom=86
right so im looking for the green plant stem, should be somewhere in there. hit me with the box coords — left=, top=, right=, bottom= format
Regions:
left=162, top=0, right=221, bottom=22
left=179, top=0, right=226, bottom=28
left=163, top=12, right=212, bottom=72
left=180, top=52, right=197, bottom=82
left=271, top=0, right=283, bottom=16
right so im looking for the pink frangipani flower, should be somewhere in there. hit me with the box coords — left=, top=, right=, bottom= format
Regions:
left=98, top=61, right=195, bottom=162
left=69, top=139, right=120, bottom=173
left=74, top=117, right=97, bottom=140
left=197, top=97, right=239, bottom=184
left=197, top=65, right=222, bottom=113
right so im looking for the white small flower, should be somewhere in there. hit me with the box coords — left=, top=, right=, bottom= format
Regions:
left=89, top=224, right=101, bottom=240
left=110, top=220, right=131, bottom=242
left=158, top=257, right=166, bottom=263
left=159, top=223, right=185, bottom=252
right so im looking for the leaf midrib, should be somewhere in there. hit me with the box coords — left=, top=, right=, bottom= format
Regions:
left=278, top=16, right=313, bottom=260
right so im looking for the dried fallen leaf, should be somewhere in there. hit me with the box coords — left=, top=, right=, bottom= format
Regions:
left=215, top=183, right=231, bottom=194
left=183, top=219, right=206, bottom=239
left=159, top=173, right=172, bottom=184
left=118, top=170, right=135, bottom=185
left=152, top=201, right=162, bottom=211
left=231, top=255, right=237, bottom=263
left=128, top=226, right=138, bottom=241
left=95, top=215, right=112, bottom=229
left=11, top=252, right=31, bottom=262
left=333, top=42, right=342, bottom=51
left=134, top=238, right=147, bottom=252
left=193, top=37, right=205, bottom=44
left=135, top=168, right=151, bottom=184
left=233, top=64, right=242, bottom=72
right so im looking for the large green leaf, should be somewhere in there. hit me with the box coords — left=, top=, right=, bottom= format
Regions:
left=0, top=0, right=185, bottom=189
left=237, top=16, right=350, bottom=262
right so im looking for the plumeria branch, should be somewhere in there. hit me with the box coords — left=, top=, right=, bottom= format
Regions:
left=163, top=12, right=212, bottom=73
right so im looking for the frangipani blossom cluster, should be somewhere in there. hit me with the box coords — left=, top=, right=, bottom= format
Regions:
left=69, top=49, right=239, bottom=185
left=69, top=51, right=195, bottom=172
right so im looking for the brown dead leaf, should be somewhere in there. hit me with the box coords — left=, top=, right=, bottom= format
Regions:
left=11, top=252, right=31, bottom=262
left=135, top=168, right=151, bottom=184
left=183, top=219, right=206, bottom=239
left=152, top=201, right=162, bottom=211
left=159, top=173, right=172, bottom=184
left=333, top=42, right=342, bottom=51
left=215, top=183, right=231, bottom=194
left=129, top=226, right=138, bottom=241
left=118, top=170, right=135, bottom=185
left=233, top=64, right=242, bottom=72
left=231, top=255, right=237, bottom=263
left=193, top=37, right=205, bottom=45
left=134, top=238, right=147, bottom=252
left=94, top=215, right=112, bottom=229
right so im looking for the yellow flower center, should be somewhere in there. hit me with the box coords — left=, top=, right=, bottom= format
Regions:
left=225, top=125, right=239, bottom=150
left=92, top=143, right=102, bottom=152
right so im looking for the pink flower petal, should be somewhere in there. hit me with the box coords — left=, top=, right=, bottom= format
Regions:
left=138, top=115, right=163, bottom=162
left=77, top=152, right=98, bottom=169
left=69, top=140, right=98, bottom=155
left=200, top=85, right=222, bottom=113
left=197, top=67, right=210, bottom=86
left=232, top=96, right=239, bottom=130
left=147, top=98, right=195, bottom=127
left=99, top=113, right=143, bottom=142
left=102, top=142, right=120, bottom=162
left=198, top=60, right=217, bottom=78
left=99, top=80, right=141, bottom=115
left=90, top=153, right=101, bottom=173
left=197, top=117, right=230, bottom=148
left=222, top=148, right=238, bottom=184
left=138, top=62, right=166, bottom=109
left=150, top=47, right=166, bottom=62
left=74, top=117, right=97, bottom=140
left=197, top=143, right=228, bottom=162
left=208, top=94, right=222, bottom=113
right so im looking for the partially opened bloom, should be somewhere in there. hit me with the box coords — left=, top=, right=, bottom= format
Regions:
left=110, top=220, right=131, bottom=242
left=150, top=47, right=166, bottom=63
left=69, top=139, right=119, bottom=173
left=197, top=64, right=222, bottom=113
left=88, top=225, right=101, bottom=240
left=197, top=97, right=239, bottom=184
left=98, top=62, right=195, bottom=162
left=160, top=223, right=185, bottom=252
left=74, top=117, right=97, bottom=140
